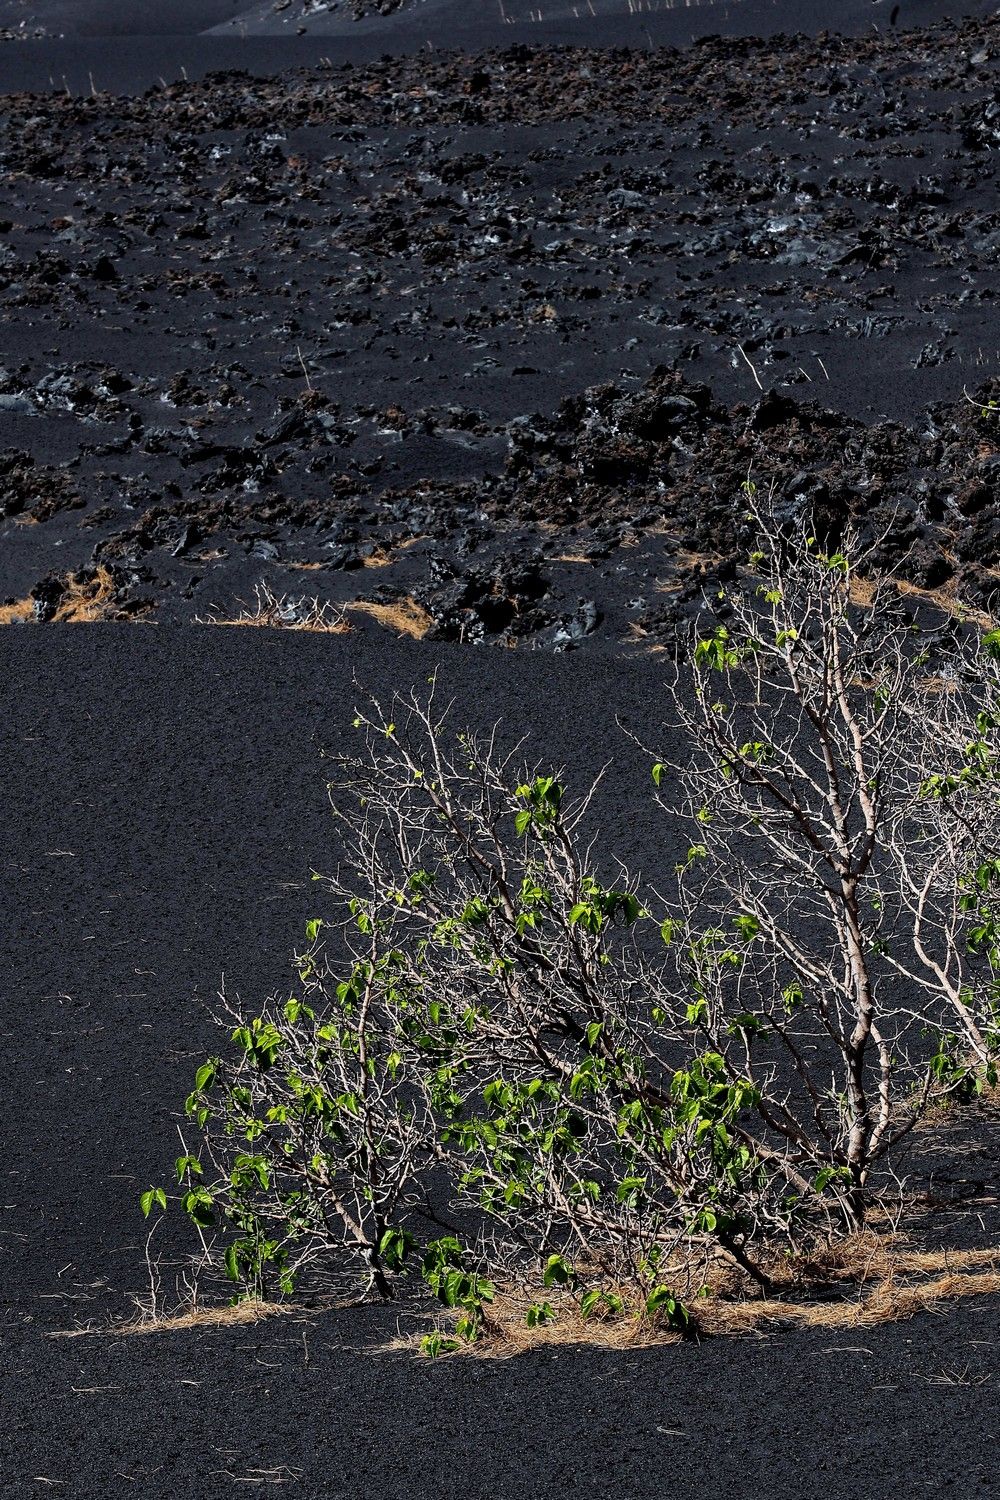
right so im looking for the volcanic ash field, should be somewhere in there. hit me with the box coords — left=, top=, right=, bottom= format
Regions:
left=3, top=4, right=1000, bottom=1497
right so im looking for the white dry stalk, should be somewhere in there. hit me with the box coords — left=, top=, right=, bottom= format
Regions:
left=199, top=583, right=347, bottom=633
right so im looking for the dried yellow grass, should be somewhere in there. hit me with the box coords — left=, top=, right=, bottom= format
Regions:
left=53, top=1237, right=1000, bottom=1355
left=848, top=573, right=880, bottom=609
left=390, top=1235, right=1000, bottom=1359
left=51, top=566, right=118, bottom=622
left=0, top=566, right=121, bottom=626
left=49, top=1300, right=296, bottom=1340
left=699, top=1236, right=1000, bottom=1336
left=123, top=1300, right=294, bottom=1335
left=848, top=568, right=996, bottom=631
left=708, top=1270, right=1000, bottom=1334
left=0, top=596, right=34, bottom=624
left=357, top=536, right=426, bottom=569
left=348, top=596, right=433, bottom=640
left=895, top=576, right=994, bottom=629
left=391, top=1289, right=685, bottom=1361
left=626, top=620, right=671, bottom=654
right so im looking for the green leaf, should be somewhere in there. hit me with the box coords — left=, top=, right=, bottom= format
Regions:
left=182, top=1187, right=216, bottom=1229
left=378, top=1226, right=416, bottom=1272
left=542, top=1254, right=574, bottom=1289
left=580, top=1289, right=602, bottom=1319
left=193, top=1061, right=216, bottom=1092
left=645, top=1286, right=689, bottom=1327
left=140, top=1186, right=167, bottom=1218
left=525, top=1301, right=555, bottom=1329
left=420, top=1332, right=459, bottom=1358
left=616, top=1175, right=646, bottom=1204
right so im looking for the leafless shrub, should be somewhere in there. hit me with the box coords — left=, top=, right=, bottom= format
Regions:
left=200, top=583, right=349, bottom=634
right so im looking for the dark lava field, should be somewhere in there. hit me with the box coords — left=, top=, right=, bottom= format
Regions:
left=2, top=4, right=1000, bottom=644
left=3, top=4, right=1000, bottom=1496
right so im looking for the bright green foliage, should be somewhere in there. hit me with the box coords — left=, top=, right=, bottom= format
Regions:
left=694, top=627, right=742, bottom=672
left=140, top=1186, right=167, bottom=1218
left=514, top=775, right=564, bottom=836
left=421, top=1237, right=495, bottom=1346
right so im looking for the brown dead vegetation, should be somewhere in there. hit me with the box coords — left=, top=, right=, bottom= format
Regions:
left=626, top=620, right=671, bottom=654
left=120, top=1300, right=295, bottom=1336
left=848, top=567, right=997, bottom=630
left=358, top=537, right=426, bottom=570
left=847, top=573, right=880, bottom=610
left=203, top=584, right=350, bottom=635
left=394, top=1235, right=1000, bottom=1360
left=894, top=575, right=995, bottom=630
left=348, top=596, right=433, bottom=639
left=59, top=1233, right=1000, bottom=1356
left=0, top=566, right=122, bottom=625
left=52, top=1299, right=296, bottom=1340
left=50, top=566, right=118, bottom=622
left=0, top=596, right=34, bottom=625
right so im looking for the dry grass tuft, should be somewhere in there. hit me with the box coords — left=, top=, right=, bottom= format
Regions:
left=894, top=576, right=995, bottom=629
left=703, top=1250, right=1000, bottom=1337
left=0, top=595, right=35, bottom=624
left=848, top=568, right=996, bottom=630
left=348, top=596, right=434, bottom=640
left=49, top=1298, right=293, bottom=1340
left=56, top=1236, right=1000, bottom=1355
left=626, top=620, right=671, bottom=654
left=114, top=1300, right=294, bottom=1338
left=388, top=1235, right=1000, bottom=1359
left=0, top=566, right=121, bottom=625
left=705, top=1268, right=1000, bottom=1334
left=51, top=565, right=118, bottom=622
left=454, top=1298, right=682, bottom=1362
left=697, top=1236, right=1000, bottom=1336
left=848, top=573, right=879, bottom=610
left=203, top=584, right=350, bottom=635
left=358, top=535, right=426, bottom=569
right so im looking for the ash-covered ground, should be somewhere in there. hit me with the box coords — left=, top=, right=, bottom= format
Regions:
left=4, top=9, right=1000, bottom=1495
left=3, top=628, right=1000, bottom=1499
left=2, top=10, right=1000, bottom=644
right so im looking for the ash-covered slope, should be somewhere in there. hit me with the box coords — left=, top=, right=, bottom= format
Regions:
left=2, top=626, right=999, bottom=1499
